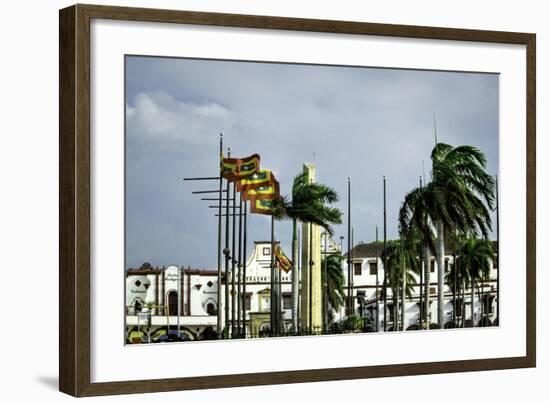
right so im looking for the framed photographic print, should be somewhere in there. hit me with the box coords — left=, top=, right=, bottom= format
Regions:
left=59, top=4, right=536, bottom=397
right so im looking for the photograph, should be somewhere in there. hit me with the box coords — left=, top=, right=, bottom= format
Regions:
left=124, top=55, right=500, bottom=344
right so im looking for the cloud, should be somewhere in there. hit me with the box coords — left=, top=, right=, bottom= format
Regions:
left=124, top=56, right=499, bottom=268
left=126, top=91, right=233, bottom=144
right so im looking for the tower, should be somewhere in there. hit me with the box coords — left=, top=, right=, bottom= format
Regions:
left=300, top=164, right=323, bottom=332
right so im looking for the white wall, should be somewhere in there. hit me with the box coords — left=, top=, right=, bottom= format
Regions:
left=0, top=0, right=545, bottom=400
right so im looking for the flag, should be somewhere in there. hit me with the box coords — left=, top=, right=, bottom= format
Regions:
left=250, top=198, right=277, bottom=215
left=221, top=154, right=260, bottom=181
left=236, top=169, right=275, bottom=192
left=242, top=180, right=280, bottom=201
left=274, top=244, right=293, bottom=272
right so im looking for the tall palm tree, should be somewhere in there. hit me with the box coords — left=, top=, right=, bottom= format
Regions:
left=381, top=239, right=419, bottom=330
left=400, top=143, right=495, bottom=328
left=455, top=237, right=494, bottom=327
left=276, top=172, right=342, bottom=332
left=430, top=143, right=495, bottom=327
left=321, top=254, right=346, bottom=325
left=445, top=252, right=471, bottom=327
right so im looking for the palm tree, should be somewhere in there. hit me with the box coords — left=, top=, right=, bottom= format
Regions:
left=445, top=251, right=471, bottom=328
left=430, top=143, right=495, bottom=327
left=276, top=171, right=342, bottom=332
left=455, top=237, right=494, bottom=327
left=381, top=239, right=419, bottom=330
left=400, top=143, right=495, bottom=328
left=321, top=254, right=346, bottom=326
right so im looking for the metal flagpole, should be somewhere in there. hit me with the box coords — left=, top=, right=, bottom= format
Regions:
left=495, top=174, right=499, bottom=325
left=309, top=222, right=313, bottom=333
left=217, top=134, right=224, bottom=338
left=297, top=228, right=301, bottom=332
left=177, top=266, right=181, bottom=336
left=418, top=176, right=423, bottom=329
left=224, top=147, right=231, bottom=338
left=323, top=229, right=328, bottom=332
left=346, top=177, right=351, bottom=316
left=351, top=227, right=354, bottom=316
left=383, top=176, right=387, bottom=331
left=231, top=181, right=237, bottom=336
left=242, top=201, right=248, bottom=338
left=237, top=192, right=243, bottom=337
left=375, top=226, right=379, bottom=332
left=270, top=214, right=275, bottom=335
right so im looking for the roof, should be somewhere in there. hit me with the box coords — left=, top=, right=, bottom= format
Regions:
left=345, top=240, right=498, bottom=259
left=126, top=266, right=217, bottom=276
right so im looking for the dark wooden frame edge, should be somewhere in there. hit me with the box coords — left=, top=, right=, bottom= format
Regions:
left=59, top=3, right=536, bottom=397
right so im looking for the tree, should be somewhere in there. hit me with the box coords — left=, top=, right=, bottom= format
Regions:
left=381, top=239, right=419, bottom=330
left=321, top=254, right=346, bottom=326
left=276, top=171, right=342, bottom=332
left=400, top=143, right=495, bottom=328
left=445, top=248, right=471, bottom=327
left=455, top=237, right=494, bottom=327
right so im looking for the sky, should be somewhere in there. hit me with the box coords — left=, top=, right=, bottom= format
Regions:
left=125, top=56, right=499, bottom=269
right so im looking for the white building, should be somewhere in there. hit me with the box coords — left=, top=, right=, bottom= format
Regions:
left=126, top=238, right=498, bottom=342
left=125, top=241, right=293, bottom=342
left=342, top=241, right=498, bottom=330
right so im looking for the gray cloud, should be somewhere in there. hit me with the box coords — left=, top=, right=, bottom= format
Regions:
left=125, top=56, right=498, bottom=268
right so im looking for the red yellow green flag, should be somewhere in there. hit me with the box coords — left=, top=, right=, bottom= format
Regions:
left=236, top=169, right=275, bottom=192
left=221, top=154, right=260, bottom=181
left=250, top=198, right=277, bottom=216
left=274, top=244, right=293, bottom=272
left=242, top=180, right=280, bottom=202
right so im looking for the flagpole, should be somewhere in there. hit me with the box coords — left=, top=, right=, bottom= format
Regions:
left=270, top=214, right=275, bottom=335
left=231, top=181, right=237, bottom=336
left=383, top=176, right=387, bottom=331
left=309, top=221, right=313, bottom=333
left=242, top=201, right=248, bottom=338
left=216, top=133, right=223, bottom=338
left=323, top=229, right=328, bottom=332
left=297, top=227, right=301, bottom=332
left=278, top=246, right=282, bottom=334
left=351, top=226, right=354, bottom=316
left=177, top=266, right=181, bottom=336
left=224, top=147, right=231, bottom=338
left=237, top=192, right=243, bottom=337
left=495, top=174, right=499, bottom=325
left=346, top=177, right=351, bottom=316
left=418, top=176, right=423, bottom=329
left=375, top=225, right=379, bottom=332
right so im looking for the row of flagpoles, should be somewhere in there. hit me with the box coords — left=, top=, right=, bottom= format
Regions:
left=184, top=134, right=292, bottom=339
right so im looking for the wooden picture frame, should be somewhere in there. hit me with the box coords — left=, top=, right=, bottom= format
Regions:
left=59, top=3, right=536, bottom=397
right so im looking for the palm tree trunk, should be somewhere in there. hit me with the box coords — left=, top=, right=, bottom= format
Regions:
left=436, top=220, right=445, bottom=328
left=291, top=218, right=299, bottom=332
left=401, top=265, right=406, bottom=331
left=423, top=244, right=431, bottom=329
left=470, top=280, right=475, bottom=327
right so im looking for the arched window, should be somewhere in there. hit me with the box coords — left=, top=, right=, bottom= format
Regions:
left=167, top=291, right=178, bottom=315
left=206, top=303, right=215, bottom=316
left=134, top=300, right=142, bottom=315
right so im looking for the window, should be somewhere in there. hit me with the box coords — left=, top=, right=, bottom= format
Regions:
left=430, top=260, right=435, bottom=273
left=244, top=293, right=252, bottom=310
left=167, top=291, right=178, bottom=315
left=354, top=262, right=362, bottom=275
left=263, top=247, right=271, bottom=256
left=444, top=259, right=449, bottom=273
left=206, top=303, right=216, bottom=315
left=369, top=262, right=377, bottom=275
left=283, top=293, right=292, bottom=309
left=429, top=287, right=436, bottom=295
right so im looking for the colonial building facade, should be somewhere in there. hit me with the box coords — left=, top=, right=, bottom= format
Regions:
left=341, top=241, right=498, bottom=330
left=126, top=238, right=497, bottom=342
